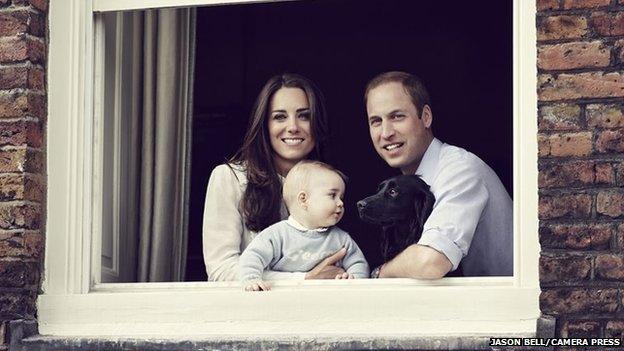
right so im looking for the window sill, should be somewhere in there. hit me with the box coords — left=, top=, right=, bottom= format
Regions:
left=37, top=279, right=540, bottom=337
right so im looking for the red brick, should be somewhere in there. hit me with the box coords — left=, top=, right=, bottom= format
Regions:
left=540, top=288, right=618, bottom=315
left=0, top=260, right=38, bottom=288
left=591, top=12, right=624, bottom=36
left=616, top=39, right=624, bottom=64
left=537, top=132, right=593, bottom=157
left=0, top=174, right=43, bottom=202
left=587, top=104, right=624, bottom=129
left=0, top=37, right=45, bottom=64
left=0, top=10, right=44, bottom=37
left=0, top=231, right=22, bottom=257
left=539, top=193, right=592, bottom=219
left=597, top=190, right=624, bottom=218
left=0, top=92, right=45, bottom=119
left=560, top=320, right=601, bottom=338
left=596, top=162, right=615, bottom=184
left=617, top=162, right=624, bottom=186
left=596, top=254, right=624, bottom=280
left=539, top=161, right=594, bottom=188
left=27, top=65, right=44, bottom=90
left=538, top=16, right=588, bottom=41
left=0, top=10, right=29, bottom=36
left=12, top=0, right=48, bottom=12
left=0, top=291, right=36, bottom=318
left=0, top=149, right=43, bottom=173
left=539, top=104, right=581, bottom=131
left=538, top=135, right=550, bottom=157
left=563, top=0, right=610, bottom=9
left=538, top=72, right=624, bottom=101
left=538, top=41, right=610, bottom=70
left=0, top=66, right=26, bottom=90
left=0, top=203, right=41, bottom=230
left=540, top=254, right=591, bottom=283
left=0, top=231, right=41, bottom=258
left=596, top=129, right=624, bottom=154
left=539, top=223, right=612, bottom=250
left=0, top=121, right=42, bottom=148
left=619, top=224, right=624, bottom=250
left=0, top=65, right=44, bottom=90
left=538, top=0, right=559, bottom=11
left=538, top=161, right=596, bottom=188
left=22, top=231, right=41, bottom=258
left=606, top=320, right=624, bottom=338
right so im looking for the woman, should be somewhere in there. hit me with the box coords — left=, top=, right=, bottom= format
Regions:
left=203, top=73, right=347, bottom=281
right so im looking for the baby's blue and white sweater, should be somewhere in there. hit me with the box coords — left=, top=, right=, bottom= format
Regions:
left=238, top=217, right=370, bottom=282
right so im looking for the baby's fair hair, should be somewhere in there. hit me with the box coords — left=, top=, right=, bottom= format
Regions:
left=282, top=160, right=347, bottom=211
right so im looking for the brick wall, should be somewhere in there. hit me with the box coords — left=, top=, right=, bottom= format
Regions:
left=537, top=0, right=624, bottom=341
left=0, top=0, right=47, bottom=349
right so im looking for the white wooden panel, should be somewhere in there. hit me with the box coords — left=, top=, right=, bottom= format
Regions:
left=38, top=282, right=539, bottom=336
left=93, top=0, right=292, bottom=12
left=514, top=0, right=539, bottom=288
left=47, top=0, right=95, bottom=295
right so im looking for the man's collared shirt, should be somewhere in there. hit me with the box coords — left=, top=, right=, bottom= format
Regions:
left=415, top=138, right=513, bottom=276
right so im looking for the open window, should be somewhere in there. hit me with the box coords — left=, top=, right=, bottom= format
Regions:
left=41, top=0, right=539, bottom=338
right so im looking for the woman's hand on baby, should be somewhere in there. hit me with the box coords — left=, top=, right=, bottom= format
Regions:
left=244, top=280, right=271, bottom=291
left=334, top=272, right=355, bottom=279
left=305, top=248, right=347, bottom=280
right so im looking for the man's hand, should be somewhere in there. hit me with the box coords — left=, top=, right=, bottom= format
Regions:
left=244, top=280, right=271, bottom=291
left=379, top=244, right=452, bottom=279
left=305, top=248, right=347, bottom=279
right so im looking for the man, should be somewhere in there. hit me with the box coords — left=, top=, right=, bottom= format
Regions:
left=365, top=71, right=512, bottom=279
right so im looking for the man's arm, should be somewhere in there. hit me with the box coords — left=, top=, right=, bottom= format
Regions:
left=378, top=244, right=452, bottom=279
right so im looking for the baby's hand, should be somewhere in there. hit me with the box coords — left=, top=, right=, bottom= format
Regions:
left=244, top=280, right=271, bottom=291
left=334, top=272, right=355, bottom=279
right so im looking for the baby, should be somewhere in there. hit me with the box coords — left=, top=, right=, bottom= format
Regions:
left=239, top=160, right=370, bottom=291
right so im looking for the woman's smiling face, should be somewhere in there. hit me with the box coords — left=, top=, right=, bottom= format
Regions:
left=268, top=87, right=315, bottom=175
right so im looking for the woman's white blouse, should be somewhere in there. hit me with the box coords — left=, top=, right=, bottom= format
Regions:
left=202, top=164, right=303, bottom=281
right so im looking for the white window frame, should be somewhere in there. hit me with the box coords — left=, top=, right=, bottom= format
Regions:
left=42, top=0, right=539, bottom=337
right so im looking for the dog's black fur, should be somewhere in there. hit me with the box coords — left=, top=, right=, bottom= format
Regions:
left=357, top=175, right=435, bottom=262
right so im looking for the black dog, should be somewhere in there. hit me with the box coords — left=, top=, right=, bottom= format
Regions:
left=357, top=175, right=435, bottom=262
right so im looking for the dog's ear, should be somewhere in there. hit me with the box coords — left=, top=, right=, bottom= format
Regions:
left=414, top=188, right=435, bottom=233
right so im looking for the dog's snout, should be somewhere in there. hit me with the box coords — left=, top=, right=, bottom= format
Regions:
left=357, top=200, right=367, bottom=211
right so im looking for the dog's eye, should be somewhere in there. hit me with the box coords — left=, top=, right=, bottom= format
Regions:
left=387, top=188, right=398, bottom=197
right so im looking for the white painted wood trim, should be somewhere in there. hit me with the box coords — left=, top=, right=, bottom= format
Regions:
left=92, top=13, right=109, bottom=283
left=514, top=0, right=539, bottom=289
left=39, top=284, right=539, bottom=336
left=93, top=0, right=293, bottom=12
left=47, top=0, right=95, bottom=295
left=44, top=0, right=540, bottom=337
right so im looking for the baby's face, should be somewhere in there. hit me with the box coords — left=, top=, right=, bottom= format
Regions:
left=304, top=170, right=345, bottom=228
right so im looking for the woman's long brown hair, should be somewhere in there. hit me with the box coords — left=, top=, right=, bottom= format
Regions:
left=229, top=73, right=329, bottom=232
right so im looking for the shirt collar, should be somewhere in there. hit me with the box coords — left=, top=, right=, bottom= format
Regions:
left=414, top=138, right=442, bottom=185
left=287, top=216, right=329, bottom=232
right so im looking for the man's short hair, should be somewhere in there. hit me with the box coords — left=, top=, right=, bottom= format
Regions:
left=364, top=71, right=431, bottom=116
left=282, top=160, right=347, bottom=211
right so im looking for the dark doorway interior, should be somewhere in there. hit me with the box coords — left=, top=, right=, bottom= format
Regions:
left=186, top=0, right=512, bottom=280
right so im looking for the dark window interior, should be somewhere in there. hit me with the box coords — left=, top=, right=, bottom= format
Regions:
left=186, top=0, right=512, bottom=281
